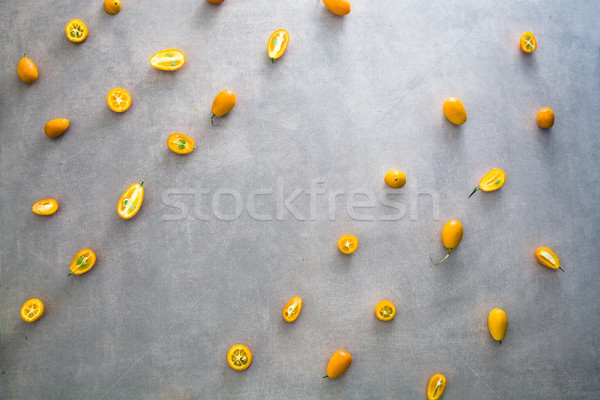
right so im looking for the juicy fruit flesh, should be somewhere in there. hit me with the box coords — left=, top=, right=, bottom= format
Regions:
left=539, top=250, right=556, bottom=265
left=121, top=186, right=142, bottom=214
left=230, top=348, right=248, bottom=367
left=379, top=305, right=393, bottom=318
left=68, top=22, right=85, bottom=38
left=269, top=32, right=287, bottom=57
left=109, top=92, right=129, bottom=109
left=23, top=302, right=40, bottom=319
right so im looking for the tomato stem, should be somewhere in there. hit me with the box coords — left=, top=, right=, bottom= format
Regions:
left=468, top=186, right=480, bottom=198
left=431, top=248, right=452, bottom=265
left=559, top=266, right=564, bottom=272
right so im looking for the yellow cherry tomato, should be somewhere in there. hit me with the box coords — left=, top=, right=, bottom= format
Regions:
left=520, top=32, right=537, bottom=53
left=227, top=344, right=252, bottom=371
left=282, top=296, right=302, bottom=322
left=211, top=90, right=236, bottom=122
left=65, top=19, right=88, bottom=43
left=337, top=234, right=358, bottom=255
left=17, top=56, right=38, bottom=83
left=322, top=0, right=351, bottom=16
left=106, top=88, right=132, bottom=113
left=432, top=220, right=463, bottom=265
left=488, top=308, right=508, bottom=343
left=167, top=133, right=195, bottom=154
left=150, top=49, right=186, bottom=71
left=469, top=168, right=506, bottom=198
left=324, top=350, right=352, bottom=379
left=427, top=374, right=447, bottom=400
left=44, top=118, right=70, bottom=138
left=535, top=247, right=563, bottom=271
left=537, top=107, right=554, bottom=129
left=69, top=249, right=96, bottom=276
left=117, top=181, right=144, bottom=219
left=104, top=0, right=121, bottom=15
left=267, top=29, right=289, bottom=63
left=384, top=170, right=406, bottom=188
left=442, top=97, right=467, bottom=125
left=21, top=298, right=44, bottom=322
left=32, top=198, right=59, bottom=215
left=374, top=300, right=396, bottom=321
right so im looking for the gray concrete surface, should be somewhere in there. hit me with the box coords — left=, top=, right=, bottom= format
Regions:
left=2, top=0, right=600, bottom=399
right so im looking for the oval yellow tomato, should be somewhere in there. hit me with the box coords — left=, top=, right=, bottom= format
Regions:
left=107, top=88, right=132, bottom=113
left=65, top=19, right=88, bottom=43
left=323, top=0, right=351, bottom=16
left=17, top=56, right=38, bottom=83
left=324, top=350, right=352, bottom=379
left=211, top=90, right=236, bottom=122
left=537, top=107, right=554, bottom=129
left=117, top=181, right=144, bottom=219
left=520, top=32, right=537, bottom=53
left=227, top=344, right=252, bottom=371
left=384, top=170, right=406, bottom=188
left=469, top=169, right=506, bottom=198
left=21, top=298, right=44, bottom=322
left=150, top=49, right=186, bottom=71
left=104, top=0, right=121, bottom=15
left=32, top=198, right=59, bottom=215
left=337, top=234, right=358, bottom=255
left=374, top=300, right=396, bottom=321
left=443, top=97, right=467, bottom=125
left=69, top=249, right=96, bottom=276
left=282, top=296, right=302, bottom=322
left=167, top=133, right=195, bottom=154
left=488, top=308, right=508, bottom=343
left=44, top=118, right=70, bottom=138
left=427, top=374, right=447, bottom=400
left=268, top=29, right=289, bottom=63
left=535, top=247, right=563, bottom=271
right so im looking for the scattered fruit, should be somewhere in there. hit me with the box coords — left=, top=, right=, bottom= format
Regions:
left=282, top=296, right=302, bottom=322
left=65, top=19, right=88, bottom=43
left=488, top=308, right=508, bottom=344
left=469, top=168, right=506, bottom=198
left=69, top=249, right=96, bottom=276
left=211, top=90, right=236, bottom=123
left=324, top=350, right=352, bottom=378
left=427, top=374, right=447, bottom=400
left=374, top=300, right=396, bottom=321
left=227, top=344, right=252, bottom=371
left=20, top=298, right=44, bottom=322
left=431, top=220, right=463, bottom=265
left=117, top=181, right=144, bottom=219
left=442, top=97, right=467, bottom=125
left=44, top=118, right=70, bottom=138
left=535, top=247, right=563, bottom=271
left=104, top=0, right=121, bottom=15
left=167, top=133, right=195, bottom=154
left=384, top=170, right=406, bottom=188
left=520, top=32, right=537, bottom=53
left=17, top=56, right=38, bottom=83
left=32, top=198, right=59, bottom=215
left=268, top=29, right=289, bottom=64
left=537, top=107, right=554, bottom=129
left=150, top=49, right=186, bottom=71
left=337, top=234, right=358, bottom=255
left=106, top=88, right=132, bottom=113
left=322, top=0, right=351, bottom=16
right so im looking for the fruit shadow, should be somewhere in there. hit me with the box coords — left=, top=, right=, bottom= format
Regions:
left=194, top=1, right=225, bottom=26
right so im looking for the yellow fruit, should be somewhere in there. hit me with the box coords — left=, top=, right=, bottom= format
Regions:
left=21, top=298, right=44, bottom=322
left=537, top=108, right=554, bottom=129
left=17, top=56, right=38, bottom=83
left=384, top=170, right=406, bottom=188
left=104, top=0, right=121, bottom=15
left=65, top=19, right=89, bottom=43
left=488, top=308, right=507, bottom=343
left=44, top=118, right=70, bottom=138
left=227, top=344, right=252, bottom=371
left=322, top=0, right=351, bottom=16
left=442, top=97, right=467, bottom=125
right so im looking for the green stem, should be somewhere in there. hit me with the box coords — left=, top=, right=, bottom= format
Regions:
left=68, top=271, right=73, bottom=277
left=468, top=186, right=480, bottom=198
left=431, top=248, right=452, bottom=265
left=140, top=181, right=144, bottom=186
left=211, top=113, right=216, bottom=126
left=499, top=340, right=502, bottom=345
left=271, top=58, right=275, bottom=64
left=323, top=375, right=328, bottom=379
left=559, top=266, right=564, bottom=272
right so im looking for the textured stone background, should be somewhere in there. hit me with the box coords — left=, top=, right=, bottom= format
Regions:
left=1, top=0, right=599, bottom=399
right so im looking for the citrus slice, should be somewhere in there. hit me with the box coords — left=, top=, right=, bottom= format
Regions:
left=32, top=198, right=59, bottom=215
left=427, top=374, right=447, bottom=400
left=107, top=88, right=131, bottom=113
left=21, top=298, right=44, bottom=322
left=117, top=181, right=144, bottom=219
left=374, top=300, right=396, bottom=321
left=267, top=29, right=289, bottom=63
left=337, top=234, right=358, bottom=254
left=227, top=344, right=252, bottom=371
left=520, top=32, right=537, bottom=53
left=167, top=133, right=195, bottom=154
left=150, top=49, right=186, bottom=71
left=69, top=249, right=96, bottom=276
left=65, top=19, right=88, bottom=43
left=282, top=296, right=302, bottom=322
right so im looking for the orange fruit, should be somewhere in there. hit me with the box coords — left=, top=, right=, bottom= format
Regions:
left=206, top=0, right=225, bottom=3
left=282, top=296, right=302, bottom=322
left=374, top=300, right=396, bottom=321
left=443, top=97, right=467, bottom=125
left=17, top=56, right=38, bottom=83
left=537, top=107, right=554, bottom=129
left=150, top=49, right=186, bottom=71
left=69, top=249, right=97, bottom=276
left=104, top=0, right=121, bottom=15
left=65, top=19, right=88, bottom=43
left=32, top=198, right=59, bottom=215
left=520, top=32, right=537, bottom=53
left=107, top=88, right=131, bottom=112
left=384, top=170, right=406, bottom=188
left=322, top=0, right=351, bottom=16
left=337, top=234, right=358, bottom=255
left=267, top=29, right=289, bottom=63
left=21, top=298, right=44, bottom=322
left=211, top=90, right=236, bottom=121
left=44, top=118, right=70, bottom=138
left=227, top=344, right=252, bottom=371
